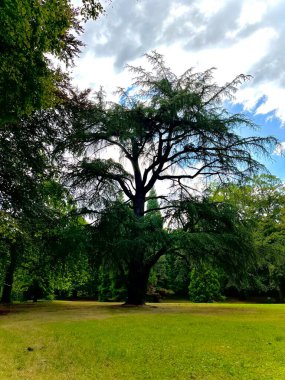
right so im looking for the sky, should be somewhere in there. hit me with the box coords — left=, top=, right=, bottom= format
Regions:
left=71, top=0, right=285, bottom=180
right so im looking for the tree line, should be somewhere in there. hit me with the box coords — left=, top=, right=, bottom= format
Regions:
left=0, top=0, right=283, bottom=305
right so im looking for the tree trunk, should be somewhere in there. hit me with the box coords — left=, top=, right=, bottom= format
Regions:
left=124, top=186, right=149, bottom=305
left=277, top=287, right=284, bottom=303
left=133, top=192, right=145, bottom=218
left=1, top=244, right=17, bottom=304
left=125, top=260, right=150, bottom=305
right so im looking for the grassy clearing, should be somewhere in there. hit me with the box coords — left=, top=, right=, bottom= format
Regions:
left=0, top=301, right=285, bottom=379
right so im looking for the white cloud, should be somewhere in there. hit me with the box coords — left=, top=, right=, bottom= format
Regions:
left=274, top=142, right=285, bottom=156
left=68, top=0, right=285, bottom=190
left=70, top=0, right=285, bottom=128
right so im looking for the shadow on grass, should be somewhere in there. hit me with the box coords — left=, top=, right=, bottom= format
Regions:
left=1, top=300, right=285, bottom=325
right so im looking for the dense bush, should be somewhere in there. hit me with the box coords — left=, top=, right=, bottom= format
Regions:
left=189, top=264, right=223, bottom=302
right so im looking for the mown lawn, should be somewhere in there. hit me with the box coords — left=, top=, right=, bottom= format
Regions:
left=0, top=301, right=285, bottom=379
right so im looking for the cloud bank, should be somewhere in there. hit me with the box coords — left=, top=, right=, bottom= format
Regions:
left=72, top=0, right=285, bottom=122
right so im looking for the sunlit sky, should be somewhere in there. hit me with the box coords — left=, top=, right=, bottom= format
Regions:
left=71, top=0, right=285, bottom=180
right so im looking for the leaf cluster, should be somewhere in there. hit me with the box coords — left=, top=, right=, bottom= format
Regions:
left=0, top=0, right=105, bottom=124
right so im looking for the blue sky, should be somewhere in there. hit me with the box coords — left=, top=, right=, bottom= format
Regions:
left=227, top=101, right=285, bottom=181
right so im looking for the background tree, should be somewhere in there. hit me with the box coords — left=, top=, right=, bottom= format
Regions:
left=0, top=179, right=91, bottom=303
left=0, top=86, right=93, bottom=303
left=67, top=53, right=276, bottom=304
left=188, top=263, right=223, bottom=303
left=212, top=175, right=285, bottom=301
left=0, top=112, right=51, bottom=303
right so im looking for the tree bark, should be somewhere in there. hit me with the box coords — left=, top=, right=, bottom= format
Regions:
left=133, top=192, right=145, bottom=218
left=1, top=244, right=17, bottom=304
left=125, top=260, right=150, bottom=305
left=277, top=287, right=284, bottom=303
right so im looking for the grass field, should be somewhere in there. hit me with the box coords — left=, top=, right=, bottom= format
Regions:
left=0, top=301, right=285, bottom=379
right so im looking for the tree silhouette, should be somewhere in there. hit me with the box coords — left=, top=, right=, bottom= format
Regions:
left=68, top=52, right=276, bottom=304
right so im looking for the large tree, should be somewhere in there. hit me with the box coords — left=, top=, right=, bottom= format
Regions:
left=68, top=52, right=276, bottom=305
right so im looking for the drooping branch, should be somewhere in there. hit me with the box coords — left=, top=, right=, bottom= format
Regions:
left=68, top=158, right=134, bottom=201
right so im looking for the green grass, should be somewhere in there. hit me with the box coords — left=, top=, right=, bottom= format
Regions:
left=1, top=301, right=285, bottom=379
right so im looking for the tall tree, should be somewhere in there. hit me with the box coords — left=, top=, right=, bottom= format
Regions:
left=68, top=52, right=276, bottom=305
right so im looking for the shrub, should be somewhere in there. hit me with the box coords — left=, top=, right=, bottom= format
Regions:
left=189, top=264, right=223, bottom=302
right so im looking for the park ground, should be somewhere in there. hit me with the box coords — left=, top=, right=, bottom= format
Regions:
left=0, top=301, right=285, bottom=379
